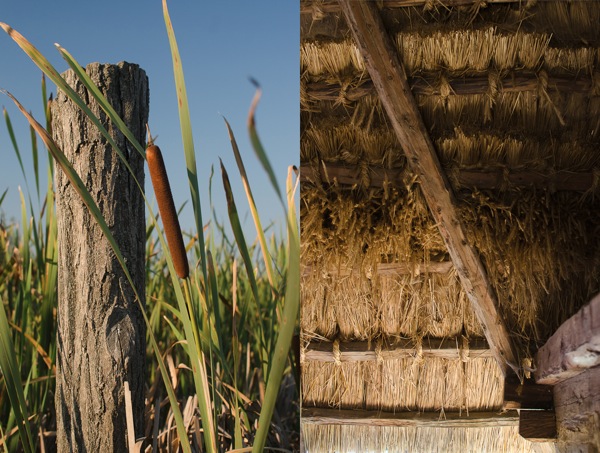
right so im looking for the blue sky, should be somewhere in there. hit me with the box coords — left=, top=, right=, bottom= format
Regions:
left=0, top=0, right=298, bottom=238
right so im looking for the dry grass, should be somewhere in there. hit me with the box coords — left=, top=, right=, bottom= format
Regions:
left=301, top=29, right=600, bottom=81
left=458, top=190, right=600, bottom=350
left=436, top=128, right=600, bottom=173
left=301, top=124, right=401, bottom=168
left=301, top=423, right=558, bottom=453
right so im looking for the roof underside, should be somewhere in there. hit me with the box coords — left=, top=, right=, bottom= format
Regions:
left=300, top=1, right=600, bottom=451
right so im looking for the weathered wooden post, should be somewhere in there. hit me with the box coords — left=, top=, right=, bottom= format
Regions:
left=51, top=62, right=148, bottom=452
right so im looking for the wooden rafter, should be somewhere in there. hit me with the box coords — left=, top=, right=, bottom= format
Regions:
left=302, top=408, right=519, bottom=428
left=302, top=261, right=454, bottom=277
left=519, top=411, right=557, bottom=442
left=338, top=0, right=517, bottom=374
left=303, top=337, right=492, bottom=362
left=301, top=163, right=596, bottom=192
left=302, top=0, right=558, bottom=15
left=303, top=73, right=596, bottom=102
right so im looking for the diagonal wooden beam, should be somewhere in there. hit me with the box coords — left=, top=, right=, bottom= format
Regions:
left=338, top=0, right=517, bottom=374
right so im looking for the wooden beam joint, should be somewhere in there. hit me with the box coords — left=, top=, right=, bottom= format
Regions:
left=503, top=375, right=553, bottom=411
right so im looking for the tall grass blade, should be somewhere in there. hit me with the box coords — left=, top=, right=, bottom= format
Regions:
left=3, top=108, right=29, bottom=193
left=230, top=260, right=244, bottom=450
left=180, top=279, right=217, bottom=453
left=252, top=167, right=299, bottom=453
left=3, top=90, right=193, bottom=453
left=205, top=249, right=223, bottom=354
left=220, top=160, right=268, bottom=377
left=28, top=125, right=39, bottom=200
left=0, top=297, right=35, bottom=453
left=223, top=118, right=277, bottom=296
left=247, top=81, right=284, bottom=208
left=161, top=0, right=208, bottom=282
left=0, top=422, right=8, bottom=453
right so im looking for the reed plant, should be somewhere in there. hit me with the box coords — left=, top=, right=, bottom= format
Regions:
left=0, top=1, right=299, bottom=451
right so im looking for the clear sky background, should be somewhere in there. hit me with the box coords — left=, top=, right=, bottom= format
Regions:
left=0, top=1, right=298, bottom=239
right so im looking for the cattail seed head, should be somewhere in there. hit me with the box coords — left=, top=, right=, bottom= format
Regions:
left=146, top=144, right=189, bottom=279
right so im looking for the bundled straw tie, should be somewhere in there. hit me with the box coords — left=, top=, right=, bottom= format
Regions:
left=333, top=339, right=342, bottom=366
left=459, top=336, right=470, bottom=363
left=300, top=342, right=306, bottom=365
left=374, top=338, right=384, bottom=364
left=359, top=160, right=371, bottom=189
left=414, top=337, right=424, bottom=363
left=592, top=168, right=600, bottom=193
left=537, top=70, right=566, bottom=126
left=581, top=168, right=600, bottom=201
left=310, top=0, right=325, bottom=22
left=522, top=357, right=534, bottom=379
left=438, top=74, right=452, bottom=100
left=592, top=72, right=600, bottom=97
left=484, top=71, right=500, bottom=124
left=335, top=82, right=351, bottom=108
left=525, top=0, right=537, bottom=9
left=422, top=0, right=443, bottom=12
left=500, top=167, right=511, bottom=192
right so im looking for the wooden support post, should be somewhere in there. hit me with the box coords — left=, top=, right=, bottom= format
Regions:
left=52, top=62, right=148, bottom=452
left=503, top=375, right=553, bottom=410
left=519, top=411, right=557, bottom=442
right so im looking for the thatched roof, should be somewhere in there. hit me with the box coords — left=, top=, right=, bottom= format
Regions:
left=300, top=1, right=600, bottom=451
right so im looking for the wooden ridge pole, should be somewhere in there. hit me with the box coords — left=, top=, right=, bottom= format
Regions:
left=52, top=62, right=148, bottom=452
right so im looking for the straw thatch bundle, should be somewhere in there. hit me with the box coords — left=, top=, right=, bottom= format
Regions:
left=302, top=356, right=503, bottom=412
left=301, top=423, right=558, bottom=453
left=302, top=265, right=484, bottom=341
